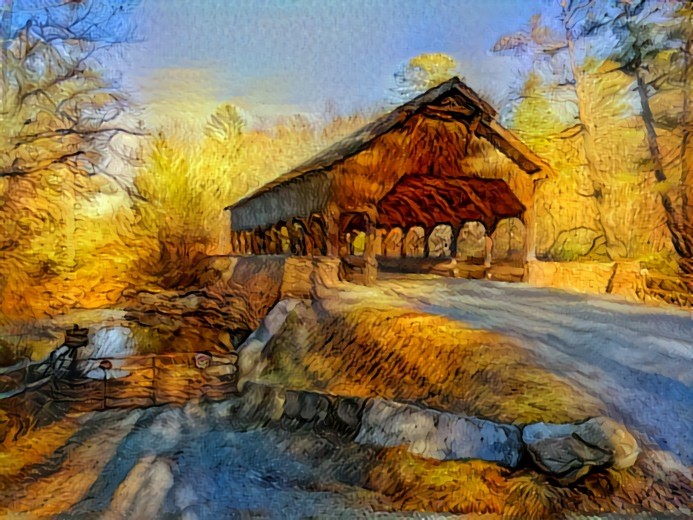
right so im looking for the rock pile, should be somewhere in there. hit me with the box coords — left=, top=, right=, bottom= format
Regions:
left=231, top=383, right=639, bottom=484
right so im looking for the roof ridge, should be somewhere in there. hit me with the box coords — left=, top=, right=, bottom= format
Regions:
left=226, top=77, right=550, bottom=211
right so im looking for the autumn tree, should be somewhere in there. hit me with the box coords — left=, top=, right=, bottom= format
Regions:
left=0, top=0, right=141, bottom=316
left=678, top=3, right=693, bottom=248
left=606, top=0, right=693, bottom=274
left=393, top=52, right=461, bottom=101
left=494, top=7, right=633, bottom=259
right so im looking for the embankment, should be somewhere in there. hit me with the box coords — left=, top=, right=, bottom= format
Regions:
left=233, top=296, right=692, bottom=517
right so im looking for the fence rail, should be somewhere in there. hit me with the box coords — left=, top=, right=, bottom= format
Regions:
left=1, top=351, right=239, bottom=412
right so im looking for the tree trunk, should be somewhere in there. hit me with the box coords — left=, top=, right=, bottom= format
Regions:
left=681, top=32, right=693, bottom=276
left=682, top=34, right=692, bottom=232
left=1, top=0, right=12, bottom=114
left=565, top=29, right=626, bottom=259
left=635, top=69, right=693, bottom=274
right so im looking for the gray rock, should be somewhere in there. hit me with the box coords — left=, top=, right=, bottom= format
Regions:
left=522, top=416, right=639, bottom=484
left=355, top=399, right=436, bottom=457
left=355, top=399, right=523, bottom=467
left=443, top=413, right=523, bottom=467
left=283, top=390, right=302, bottom=419
left=236, top=299, right=303, bottom=388
left=299, top=392, right=330, bottom=422
left=335, top=398, right=363, bottom=429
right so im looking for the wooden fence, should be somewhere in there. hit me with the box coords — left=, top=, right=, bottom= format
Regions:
left=0, top=351, right=238, bottom=413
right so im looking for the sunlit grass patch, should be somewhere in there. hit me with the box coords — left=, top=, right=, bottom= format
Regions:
left=263, top=305, right=604, bottom=424
left=366, top=447, right=691, bottom=518
left=0, top=413, right=81, bottom=481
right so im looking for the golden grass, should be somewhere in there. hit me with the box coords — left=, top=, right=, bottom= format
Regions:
left=261, top=304, right=692, bottom=517
left=367, top=447, right=692, bottom=518
left=264, top=306, right=604, bottom=424
left=0, top=411, right=142, bottom=517
left=0, top=414, right=81, bottom=480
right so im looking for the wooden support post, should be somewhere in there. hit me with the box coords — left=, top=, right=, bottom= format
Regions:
left=251, top=229, right=262, bottom=255
left=273, top=226, right=281, bottom=255
left=363, top=209, right=378, bottom=286
left=246, top=231, right=253, bottom=255
left=325, top=204, right=341, bottom=257
left=450, top=227, right=459, bottom=258
left=484, top=234, right=493, bottom=268
left=374, top=229, right=385, bottom=257
left=230, top=231, right=240, bottom=255
left=523, top=179, right=542, bottom=264
left=298, top=218, right=315, bottom=256
left=401, top=228, right=409, bottom=258
left=249, top=231, right=257, bottom=255
left=240, top=231, right=250, bottom=255
left=308, top=215, right=327, bottom=256
left=262, top=228, right=271, bottom=255
left=265, top=227, right=277, bottom=255
left=286, top=219, right=298, bottom=255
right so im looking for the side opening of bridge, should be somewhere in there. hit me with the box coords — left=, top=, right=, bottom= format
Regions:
left=225, top=77, right=553, bottom=285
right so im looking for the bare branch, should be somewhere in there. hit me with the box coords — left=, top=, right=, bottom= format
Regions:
left=0, top=150, right=86, bottom=178
left=13, top=127, right=147, bottom=148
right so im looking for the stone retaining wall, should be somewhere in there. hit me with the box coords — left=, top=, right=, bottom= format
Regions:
left=236, top=382, right=638, bottom=484
left=524, top=260, right=644, bottom=302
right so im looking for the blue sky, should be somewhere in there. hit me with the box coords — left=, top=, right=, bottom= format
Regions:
left=7, top=0, right=562, bottom=122
left=122, top=0, right=560, bottom=122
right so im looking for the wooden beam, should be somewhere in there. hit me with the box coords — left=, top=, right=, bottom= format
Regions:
left=475, top=120, right=544, bottom=175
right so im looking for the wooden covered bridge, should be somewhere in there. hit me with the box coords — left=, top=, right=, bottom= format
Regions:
left=225, top=77, right=552, bottom=284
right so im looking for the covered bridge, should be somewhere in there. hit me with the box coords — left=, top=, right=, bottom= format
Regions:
left=225, top=77, right=552, bottom=284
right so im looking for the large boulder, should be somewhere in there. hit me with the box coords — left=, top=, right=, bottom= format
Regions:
left=522, top=416, right=639, bottom=484
left=355, top=399, right=523, bottom=467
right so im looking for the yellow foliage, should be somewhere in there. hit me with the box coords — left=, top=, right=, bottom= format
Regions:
left=132, top=107, right=370, bottom=287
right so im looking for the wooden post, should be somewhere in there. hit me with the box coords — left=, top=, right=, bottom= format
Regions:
left=254, top=228, right=265, bottom=255
left=423, top=228, right=431, bottom=258
left=243, top=231, right=252, bottom=255
left=374, top=229, right=385, bottom=257
left=401, top=227, right=410, bottom=258
left=262, top=228, right=271, bottom=255
left=450, top=227, right=459, bottom=258
left=308, top=215, right=327, bottom=256
left=363, top=209, right=378, bottom=285
left=101, top=368, right=107, bottom=410
left=265, top=227, right=276, bottom=255
left=297, top=218, right=314, bottom=256
left=325, top=204, right=341, bottom=258
left=229, top=231, right=237, bottom=255
left=484, top=234, right=493, bottom=268
left=523, top=179, right=542, bottom=264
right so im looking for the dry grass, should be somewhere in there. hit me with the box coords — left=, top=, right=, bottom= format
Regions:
left=263, top=305, right=603, bottom=424
left=367, top=447, right=692, bottom=518
left=0, top=415, right=81, bottom=482
left=260, top=304, right=692, bottom=517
